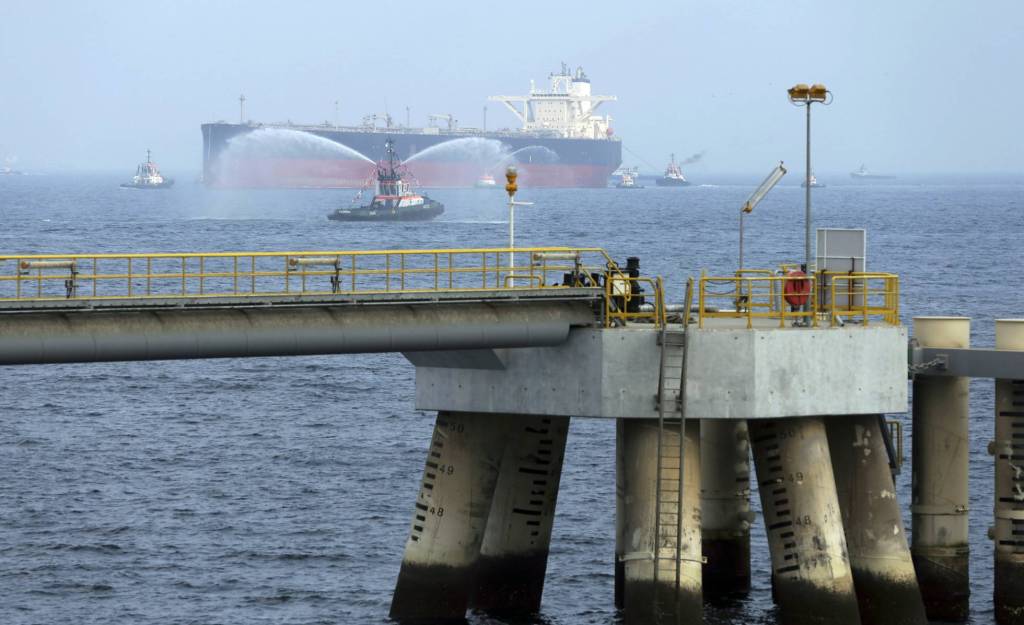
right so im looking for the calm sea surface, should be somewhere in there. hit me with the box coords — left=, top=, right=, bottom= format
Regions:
left=1, top=173, right=1021, bottom=624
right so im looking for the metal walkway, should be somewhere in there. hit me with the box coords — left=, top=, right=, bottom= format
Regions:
left=0, top=246, right=664, bottom=365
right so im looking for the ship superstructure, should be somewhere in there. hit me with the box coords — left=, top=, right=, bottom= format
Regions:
left=488, top=63, right=616, bottom=139
left=201, top=65, right=621, bottom=189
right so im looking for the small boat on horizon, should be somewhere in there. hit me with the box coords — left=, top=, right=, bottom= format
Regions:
left=801, top=171, right=826, bottom=188
left=474, top=173, right=498, bottom=188
left=2, top=156, right=24, bottom=175
left=850, top=164, right=893, bottom=180
left=121, top=150, right=174, bottom=188
left=328, top=137, right=444, bottom=222
left=656, top=154, right=690, bottom=187
left=615, top=168, right=643, bottom=189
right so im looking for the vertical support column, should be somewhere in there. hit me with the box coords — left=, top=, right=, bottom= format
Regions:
left=911, top=316, right=970, bottom=621
left=470, top=415, right=570, bottom=615
left=390, top=411, right=508, bottom=621
left=827, top=415, right=928, bottom=625
left=749, top=417, right=861, bottom=625
left=994, top=319, right=1024, bottom=624
left=615, top=418, right=626, bottom=609
left=620, top=419, right=702, bottom=625
left=700, top=419, right=752, bottom=597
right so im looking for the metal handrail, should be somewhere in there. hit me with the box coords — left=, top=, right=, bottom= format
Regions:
left=0, top=246, right=667, bottom=327
left=699, top=274, right=818, bottom=329
left=823, top=272, right=900, bottom=326
left=697, top=270, right=900, bottom=329
left=603, top=275, right=665, bottom=327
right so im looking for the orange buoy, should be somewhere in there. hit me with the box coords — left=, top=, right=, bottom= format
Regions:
left=783, top=270, right=810, bottom=308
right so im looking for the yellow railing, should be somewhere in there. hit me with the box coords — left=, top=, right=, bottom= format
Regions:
left=0, top=246, right=666, bottom=327
left=823, top=272, right=900, bottom=326
left=697, top=270, right=900, bottom=329
left=604, top=275, right=665, bottom=327
left=698, top=273, right=817, bottom=328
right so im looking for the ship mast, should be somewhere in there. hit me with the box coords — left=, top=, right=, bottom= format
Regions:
left=239, top=94, right=246, bottom=124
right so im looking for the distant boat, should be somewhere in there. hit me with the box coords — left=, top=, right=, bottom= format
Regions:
left=850, top=164, right=893, bottom=179
left=656, top=153, right=690, bottom=187
left=474, top=173, right=498, bottom=188
left=801, top=172, right=825, bottom=188
left=615, top=168, right=643, bottom=189
left=1, top=156, right=23, bottom=175
left=121, top=150, right=174, bottom=188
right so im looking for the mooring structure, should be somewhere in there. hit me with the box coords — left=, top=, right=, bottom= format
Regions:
left=1, top=246, right=1021, bottom=624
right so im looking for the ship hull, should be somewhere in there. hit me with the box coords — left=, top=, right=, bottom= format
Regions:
left=328, top=199, right=444, bottom=222
left=202, top=124, right=621, bottom=189
left=120, top=180, right=175, bottom=189
left=656, top=178, right=690, bottom=187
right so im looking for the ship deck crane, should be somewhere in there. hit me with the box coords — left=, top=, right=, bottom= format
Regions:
left=428, top=114, right=457, bottom=131
left=362, top=113, right=394, bottom=129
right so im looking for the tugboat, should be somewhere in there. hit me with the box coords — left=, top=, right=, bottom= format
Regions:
left=474, top=173, right=498, bottom=188
left=849, top=164, right=892, bottom=179
left=615, top=168, right=643, bottom=189
left=656, top=154, right=690, bottom=186
left=800, top=171, right=826, bottom=188
left=1, top=157, right=23, bottom=175
left=328, top=138, right=444, bottom=221
left=120, top=150, right=174, bottom=188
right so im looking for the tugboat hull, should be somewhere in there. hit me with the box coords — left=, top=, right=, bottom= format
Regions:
left=656, top=178, right=690, bottom=187
left=328, top=200, right=444, bottom=222
left=120, top=180, right=175, bottom=189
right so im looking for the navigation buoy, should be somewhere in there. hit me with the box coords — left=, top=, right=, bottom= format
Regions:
left=784, top=270, right=810, bottom=308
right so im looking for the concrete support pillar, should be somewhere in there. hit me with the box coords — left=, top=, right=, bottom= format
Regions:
left=827, top=415, right=927, bottom=625
left=470, top=415, right=570, bottom=615
left=390, top=411, right=508, bottom=621
left=749, top=417, right=861, bottom=625
left=994, top=319, right=1024, bottom=624
left=620, top=419, right=702, bottom=625
left=911, top=316, right=970, bottom=622
left=700, top=419, right=752, bottom=597
left=615, top=419, right=626, bottom=609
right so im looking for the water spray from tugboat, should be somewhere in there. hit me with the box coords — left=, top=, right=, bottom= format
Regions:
left=223, top=128, right=375, bottom=163
left=403, top=139, right=559, bottom=183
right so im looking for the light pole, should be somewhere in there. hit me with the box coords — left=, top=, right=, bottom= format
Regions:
left=787, top=83, right=832, bottom=275
left=504, top=166, right=533, bottom=282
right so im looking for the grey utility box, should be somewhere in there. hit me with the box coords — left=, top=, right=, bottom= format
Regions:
left=816, top=228, right=866, bottom=309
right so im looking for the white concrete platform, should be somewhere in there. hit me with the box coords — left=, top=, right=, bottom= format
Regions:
left=411, top=323, right=909, bottom=420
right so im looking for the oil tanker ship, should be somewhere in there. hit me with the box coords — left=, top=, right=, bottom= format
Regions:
left=201, top=65, right=620, bottom=188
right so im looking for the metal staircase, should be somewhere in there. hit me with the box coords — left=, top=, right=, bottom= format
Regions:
left=651, top=279, right=693, bottom=623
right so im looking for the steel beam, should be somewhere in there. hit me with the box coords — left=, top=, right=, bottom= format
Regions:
left=911, top=345, right=1024, bottom=379
left=0, top=300, right=595, bottom=365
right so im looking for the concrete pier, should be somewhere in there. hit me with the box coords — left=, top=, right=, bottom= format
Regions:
left=994, top=319, right=1024, bottom=624
left=470, top=415, right=570, bottom=615
left=620, top=419, right=702, bottom=625
left=827, top=415, right=927, bottom=625
left=390, top=411, right=508, bottom=621
left=749, top=417, right=861, bottom=625
left=700, top=419, right=752, bottom=597
left=911, top=316, right=971, bottom=621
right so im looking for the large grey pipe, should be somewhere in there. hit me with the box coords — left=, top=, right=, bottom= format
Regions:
left=0, top=301, right=595, bottom=365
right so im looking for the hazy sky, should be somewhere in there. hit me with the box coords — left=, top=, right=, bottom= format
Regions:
left=2, top=0, right=1021, bottom=174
